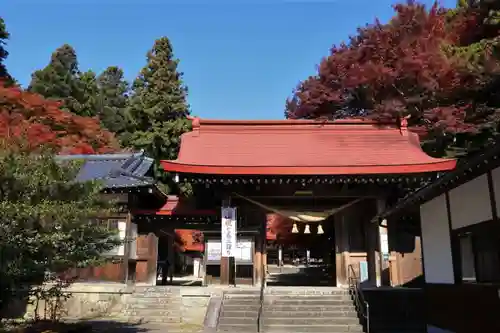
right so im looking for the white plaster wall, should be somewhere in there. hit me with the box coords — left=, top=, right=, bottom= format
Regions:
left=420, top=194, right=455, bottom=284
left=491, top=166, right=500, bottom=214
left=449, top=174, right=492, bottom=230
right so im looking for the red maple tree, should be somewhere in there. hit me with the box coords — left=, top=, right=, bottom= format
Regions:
left=287, top=1, right=500, bottom=155
left=0, top=82, right=119, bottom=154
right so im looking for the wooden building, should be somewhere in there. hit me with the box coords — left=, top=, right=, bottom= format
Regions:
left=57, top=152, right=166, bottom=285
left=379, top=143, right=500, bottom=333
left=156, top=117, right=457, bottom=287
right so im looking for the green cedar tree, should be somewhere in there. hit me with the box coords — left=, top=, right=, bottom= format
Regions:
left=126, top=37, right=190, bottom=193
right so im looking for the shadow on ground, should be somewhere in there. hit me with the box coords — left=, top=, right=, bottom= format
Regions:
left=156, top=280, right=203, bottom=287
left=267, top=264, right=336, bottom=286
left=0, top=320, right=176, bottom=333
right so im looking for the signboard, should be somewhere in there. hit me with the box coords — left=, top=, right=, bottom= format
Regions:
left=359, top=261, right=369, bottom=283
left=221, top=207, right=237, bottom=257
left=234, top=240, right=253, bottom=263
left=206, top=241, right=222, bottom=261
left=206, top=239, right=253, bottom=264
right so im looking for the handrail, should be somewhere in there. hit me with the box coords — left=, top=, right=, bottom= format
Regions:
left=257, top=265, right=266, bottom=332
left=215, top=291, right=225, bottom=331
left=348, top=264, right=370, bottom=333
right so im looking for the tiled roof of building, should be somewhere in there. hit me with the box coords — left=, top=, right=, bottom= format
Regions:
left=57, top=151, right=155, bottom=189
left=376, top=142, right=500, bottom=221
left=161, top=117, right=457, bottom=175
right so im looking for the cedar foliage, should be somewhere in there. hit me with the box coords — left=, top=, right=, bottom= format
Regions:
left=0, top=18, right=10, bottom=80
left=286, top=0, right=500, bottom=157
left=95, top=66, right=130, bottom=135
left=125, top=37, right=190, bottom=192
left=28, top=44, right=95, bottom=117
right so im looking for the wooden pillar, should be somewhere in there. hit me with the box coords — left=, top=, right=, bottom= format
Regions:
left=148, top=233, right=159, bottom=285
left=262, top=243, right=267, bottom=279
left=254, top=234, right=262, bottom=286
left=220, top=198, right=233, bottom=285
left=220, top=257, right=230, bottom=285
left=334, top=213, right=349, bottom=286
left=167, top=234, right=174, bottom=284
left=377, top=199, right=389, bottom=286
left=135, top=232, right=159, bottom=285
left=122, top=213, right=132, bottom=284
left=261, top=214, right=267, bottom=284
left=366, top=219, right=379, bottom=286
left=367, top=198, right=385, bottom=287
left=387, top=217, right=399, bottom=286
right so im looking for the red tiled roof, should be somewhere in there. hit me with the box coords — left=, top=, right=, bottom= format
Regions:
left=161, top=118, right=457, bottom=175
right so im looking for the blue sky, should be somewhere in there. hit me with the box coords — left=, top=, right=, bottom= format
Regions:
left=3, top=0, right=456, bottom=120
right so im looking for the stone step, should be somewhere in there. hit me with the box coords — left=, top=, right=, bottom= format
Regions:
left=103, top=319, right=202, bottom=331
left=217, top=323, right=257, bottom=332
left=268, top=295, right=350, bottom=301
left=125, top=303, right=182, bottom=310
left=224, top=289, right=260, bottom=296
left=264, top=317, right=360, bottom=326
left=113, top=315, right=182, bottom=324
left=131, top=294, right=178, bottom=299
left=127, top=297, right=181, bottom=304
left=263, top=309, right=357, bottom=318
left=121, top=309, right=182, bottom=317
left=218, top=317, right=257, bottom=325
left=223, top=298, right=260, bottom=305
left=222, top=304, right=260, bottom=311
left=265, top=289, right=348, bottom=296
left=221, top=310, right=259, bottom=318
left=263, top=324, right=363, bottom=333
left=267, top=299, right=352, bottom=306
left=124, top=301, right=182, bottom=309
left=133, top=286, right=178, bottom=292
left=265, top=304, right=354, bottom=312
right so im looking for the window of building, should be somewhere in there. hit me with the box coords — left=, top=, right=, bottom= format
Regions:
left=474, top=232, right=500, bottom=282
left=459, top=234, right=476, bottom=282
left=457, top=223, right=500, bottom=283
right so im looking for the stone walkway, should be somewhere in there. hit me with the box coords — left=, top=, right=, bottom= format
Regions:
left=77, top=320, right=204, bottom=332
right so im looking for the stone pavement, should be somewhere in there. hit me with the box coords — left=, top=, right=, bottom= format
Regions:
left=87, top=320, right=204, bottom=332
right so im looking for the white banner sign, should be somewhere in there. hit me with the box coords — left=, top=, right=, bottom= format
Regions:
left=221, top=207, right=237, bottom=257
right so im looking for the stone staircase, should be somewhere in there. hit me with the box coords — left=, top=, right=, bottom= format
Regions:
left=261, top=288, right=364, bottom=333
left=118, top=287, right=182, bottom=325
left=113, top=286, right=203, bottom=332
left=217, top=290, right=260, bottom=332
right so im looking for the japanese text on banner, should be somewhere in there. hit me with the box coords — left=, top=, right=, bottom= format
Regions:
left=221, top=207, right=237, bottom=257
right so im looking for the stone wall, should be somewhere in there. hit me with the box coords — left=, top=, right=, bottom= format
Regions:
left=26, top=283, right=132, bottom=320
left=5, top=284, right=215, bottom=328
left=4, top=283, right=219, bottom=332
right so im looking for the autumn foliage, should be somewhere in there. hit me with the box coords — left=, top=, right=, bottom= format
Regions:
left=287, top=1, right=500, bottom=156
left=0, top=82, right=119, bottom=154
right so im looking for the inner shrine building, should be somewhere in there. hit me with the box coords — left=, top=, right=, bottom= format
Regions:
left=158, top=117, right=457, bottom=287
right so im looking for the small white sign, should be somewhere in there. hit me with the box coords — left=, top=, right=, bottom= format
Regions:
left=235, top=240, right=253, bottom=262
left=206, top=241, right=221, bottom=261
left=221, top=207, right=237, bottom=257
